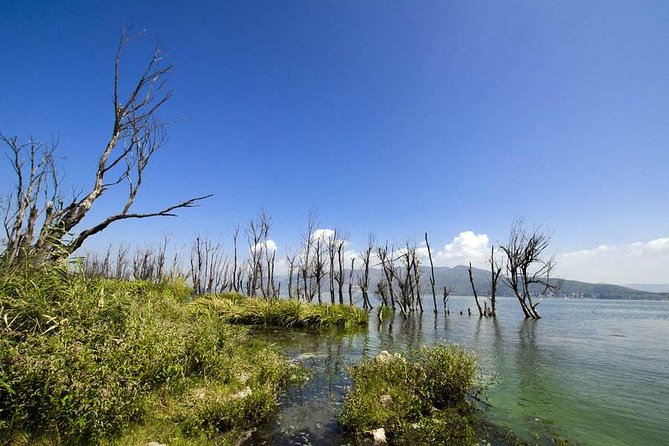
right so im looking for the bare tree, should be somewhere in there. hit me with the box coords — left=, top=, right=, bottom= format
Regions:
left=312, top=237, right=326, bottom=304
left=231, top=225, right=240, bottom=292
left=348, top=257, right=355, bottom=305
left=424, top=232, right=438, bottom=313
left=488, top=245, right=502, bottom=317
left=499, top=220, right=557, bottom=319
left=377, top=243, right=397, bottom=311
left=246, top=210, right=271, bottom=297
left=298, top=212, right=317, bottom=302
left=468, top=261, right=483, bottom=317
left=357, top=234, right=374, bottom=310
left=286, top=250, right=297, bottom=299
left=1, top=32, right=210, bottom=265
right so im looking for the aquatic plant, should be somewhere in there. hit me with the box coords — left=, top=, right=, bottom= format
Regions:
left=340, top=344, right=478, bottom=445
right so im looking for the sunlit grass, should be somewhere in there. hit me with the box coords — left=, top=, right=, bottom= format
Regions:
left=191, top=293, right=369, bottom=329
left=0, top=263, right=304, bottom=445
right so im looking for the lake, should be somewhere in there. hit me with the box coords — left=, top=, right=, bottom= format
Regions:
left=248, top=296, right=669, bottom=445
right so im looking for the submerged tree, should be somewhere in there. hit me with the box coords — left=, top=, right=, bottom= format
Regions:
left=0, top=32, right=210, bottom=266
left=499, top=220, right=557, bottom=319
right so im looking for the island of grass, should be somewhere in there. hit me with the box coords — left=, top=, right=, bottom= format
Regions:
left=0, top=264, right=365, bottom=445
left=340, top=344, right=480, bottom=445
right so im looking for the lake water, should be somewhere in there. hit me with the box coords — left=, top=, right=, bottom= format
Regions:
left=248, top=297, right=669, bottom=445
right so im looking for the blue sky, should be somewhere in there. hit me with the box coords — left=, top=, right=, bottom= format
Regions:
left=1, top=1, right=668, bottom=283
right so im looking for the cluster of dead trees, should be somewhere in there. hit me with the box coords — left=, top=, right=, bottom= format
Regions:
left=1, top=33, right=557, bottom=319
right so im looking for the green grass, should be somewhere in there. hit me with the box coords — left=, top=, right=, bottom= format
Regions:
left=191, top=293, right=369, bottom=329
left=0, top=262, right=304, bottom=445
left=339, top=344, right=479, bottom=445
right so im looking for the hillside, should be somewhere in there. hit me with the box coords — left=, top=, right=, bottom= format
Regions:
left=290, top=265, right=669, bottom=300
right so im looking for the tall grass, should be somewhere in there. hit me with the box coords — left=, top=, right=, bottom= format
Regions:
left=0, top=262, right=302, bottom=444
left=191, top=293, right=369, bottom=329
left=339, top=344, right=479, bottom=445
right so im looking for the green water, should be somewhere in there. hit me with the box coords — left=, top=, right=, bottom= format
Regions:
left=249, top=297, right=669, bottom=445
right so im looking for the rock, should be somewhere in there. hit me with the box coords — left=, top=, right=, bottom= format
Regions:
left=375, top=350, right=392, bottom=362
left=365, top=427, right=387, bottom=445
left=146, top=442, right=166, bottom=446
left=379, top=394, right=392, bottom=407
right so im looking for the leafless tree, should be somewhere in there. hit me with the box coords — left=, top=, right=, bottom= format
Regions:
left=246, top=210, right=271, bottom=297
left=357, top=234, right=374, bottom=310
left=326, top=230, right=338, bottom=304
left=335, top=234, right=347, bottom=305
left=424, top=232, right=438, bottom=313
left=348, top=257, right=355, bottom=305
left=488, top=245, right=502, bottom=317
left=377, top=243, right=397, bottom=310
left=499, top=220, right=557, bottom=319
left=312, top=237, right=326, bottom=304
left=231, top=225, right=240, bottom=292
left=468, top=261, right=483, bottom=317
left=298, top=212, right=317, bottom=302
left=190, top=236, right=226, bottom=295
left=1, top=32, right=210, bottom=266
left=286, top=250, right=297, bottom=299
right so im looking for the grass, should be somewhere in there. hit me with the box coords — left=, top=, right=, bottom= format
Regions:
left=339, top=344, right=479, bottom=445
left=191, top=293, right=369, bottom=329
left=0, top=262, right=304, bottom=445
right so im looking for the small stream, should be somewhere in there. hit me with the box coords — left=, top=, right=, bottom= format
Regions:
left=246, top=296, right=669, bottom=446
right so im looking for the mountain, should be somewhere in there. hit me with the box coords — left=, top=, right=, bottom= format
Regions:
left=624, top=283, right=669, bottom=293
left=418, top=266, right=669, bottom=300
left=279, top=265, right=669, bottom=300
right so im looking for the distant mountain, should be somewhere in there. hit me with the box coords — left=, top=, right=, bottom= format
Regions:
left=418, top=266, right=669, bottom=300
left=286, top=265, right=669, bottom=300
left=624, top=283, right=669, bottom=293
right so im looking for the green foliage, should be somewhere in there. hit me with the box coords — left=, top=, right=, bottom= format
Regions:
left=191, top=294, right=369, bottom=329
left=340, top=344, right=478, bottom=445
left=0, top=263, right=302, bottom=444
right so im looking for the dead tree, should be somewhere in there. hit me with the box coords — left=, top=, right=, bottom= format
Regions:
left=377, top=244, right=397, bottom=311
left=500, top=220, right=557, bottom=319
left=424, top=232, right=438, bottom=313
left=312, top=237, right=326, bottom=304
left=468, top=262, right=483, bottom=317
left=348, top=257, right=355, bottom=305
left=286, top=251, right=297, bottom=298
left=488, top=245, right=502, bottom=317
left=298, top=212, right=317, bottom=302
left=190, top=236, right=226, bottom=295
left=231, top=226, right=240, bottom=292
left=410, top=246, right=423, bottom=312
left=246, top=210, right=271, bottom=297
left=335, top=235, right=346, bottom=305
left=0, top=32, right=210, bottom=266
left=357, top=234, right=374, bottom=310
left=326, top=230, right=338, bottom=304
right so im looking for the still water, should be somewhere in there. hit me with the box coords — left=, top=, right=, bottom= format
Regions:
left=249, top=297, right=669, bottom=445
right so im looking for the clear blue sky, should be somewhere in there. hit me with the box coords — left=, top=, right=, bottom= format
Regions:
left=1, top=1, right=668, bottom=281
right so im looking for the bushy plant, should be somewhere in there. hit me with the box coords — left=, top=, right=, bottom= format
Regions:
left=0, top=263, right=302, bottom=444
left=340, top=344, right=478, bottom=445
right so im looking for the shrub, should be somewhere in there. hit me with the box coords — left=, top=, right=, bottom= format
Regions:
left=340, top=344, right=478, bottom=445
left=0, top=263, right=302, bottom=444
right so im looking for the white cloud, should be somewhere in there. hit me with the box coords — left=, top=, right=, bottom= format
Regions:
left=432, top=231, right=491, bottom=268
left=311, top=228, right=335, bottom=241
left=252, top=239, right=278, bottom=253
left=557, top=238, right=669, bottom=284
